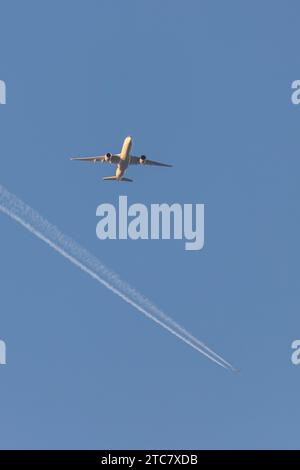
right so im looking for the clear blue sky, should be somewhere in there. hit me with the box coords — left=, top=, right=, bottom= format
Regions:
left=0, top=0, right=299, bottom=450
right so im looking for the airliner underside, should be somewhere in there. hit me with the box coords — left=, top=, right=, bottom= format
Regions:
left=70, top=136, right=172, bottom=182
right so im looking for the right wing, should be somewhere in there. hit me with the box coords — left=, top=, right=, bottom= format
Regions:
left=70, top=154, right=120, bottom=164
left=129, top=156, right=172, bottom=167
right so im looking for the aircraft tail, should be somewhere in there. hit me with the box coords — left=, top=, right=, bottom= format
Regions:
left=102, top=176, right=133, bottom=182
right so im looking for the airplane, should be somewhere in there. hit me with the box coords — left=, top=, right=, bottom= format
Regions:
left=70, top=135, right=172, bottom=182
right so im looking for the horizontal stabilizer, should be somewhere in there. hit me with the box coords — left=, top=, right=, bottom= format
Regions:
left=102, top=176, right=133, bottom=182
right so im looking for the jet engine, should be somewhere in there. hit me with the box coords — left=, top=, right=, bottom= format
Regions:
left=105, top=152, right=112, bottom=162
left=139, top=155, right=146, bottom=164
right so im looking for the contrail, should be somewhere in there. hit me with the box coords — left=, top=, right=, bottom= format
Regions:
left=0, top=184, right=237, bottom=371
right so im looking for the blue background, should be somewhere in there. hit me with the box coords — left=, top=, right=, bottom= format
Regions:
left=0, top=0, right=299, bottom=450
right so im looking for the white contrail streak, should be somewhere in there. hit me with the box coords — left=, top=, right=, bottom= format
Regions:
left=0, top=184, right=237, bottom=371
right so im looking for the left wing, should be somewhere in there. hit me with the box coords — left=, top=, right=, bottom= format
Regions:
left=129, top=156, right=172, bottom=167
left=70, top=154, right=120, bottom=164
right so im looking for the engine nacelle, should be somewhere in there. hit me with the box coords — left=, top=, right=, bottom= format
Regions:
left=139, top=155, right=146, bottom=164
left=105, top=152, right=112, bottom=162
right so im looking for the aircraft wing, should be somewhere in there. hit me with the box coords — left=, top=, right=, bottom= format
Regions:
left=129, top=156, right=172, bottom=167
left=70, top=154, right=120, bottom=164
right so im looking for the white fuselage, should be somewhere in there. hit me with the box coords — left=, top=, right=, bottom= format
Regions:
left=116, top=136, right=132, bottom=179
